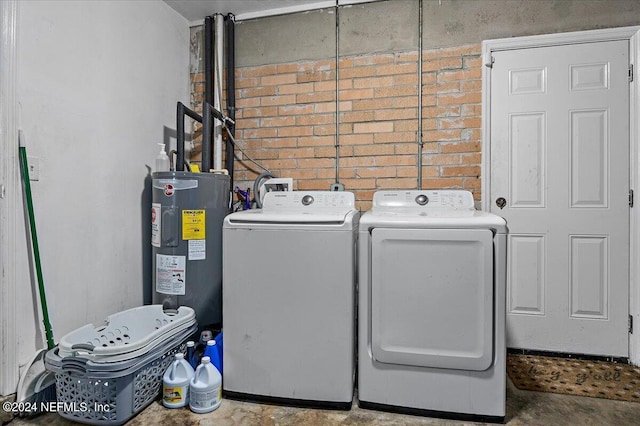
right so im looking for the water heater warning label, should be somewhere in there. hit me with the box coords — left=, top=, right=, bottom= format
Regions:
left=156, top=254, right=186, bottom=295
left=151, top=203, right=161, bottom=247
left=182, top=210, right=205, bottom=240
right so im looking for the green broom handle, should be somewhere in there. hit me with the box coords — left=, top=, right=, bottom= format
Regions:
left=19, top=145, right=55, bottom=350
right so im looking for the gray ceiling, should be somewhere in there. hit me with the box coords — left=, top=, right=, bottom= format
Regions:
left=164, top=0, right=372, bottom=22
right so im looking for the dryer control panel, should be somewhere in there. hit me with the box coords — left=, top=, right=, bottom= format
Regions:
left=372, top=190, right=475, bottom=210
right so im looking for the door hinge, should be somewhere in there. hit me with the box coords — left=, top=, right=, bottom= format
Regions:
left=630, top=189, right=634, bottom=207
left=629, top=64, right=634, bottom=82
left=630, top=315, right=634, bottom=334
left=484, top=54, right=494, bottom=68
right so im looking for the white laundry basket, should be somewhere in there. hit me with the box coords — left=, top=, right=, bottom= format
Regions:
left=45, top=305, right=197, bottom=425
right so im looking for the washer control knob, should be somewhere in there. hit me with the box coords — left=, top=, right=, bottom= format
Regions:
left=415, top=194, right=429, bottom=206
left=302, top=195, right=314, bottom=206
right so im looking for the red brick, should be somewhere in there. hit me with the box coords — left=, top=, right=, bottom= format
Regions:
left=298, top=136, right=334, bottom=147
left=374, top=86, right=417, bottom=98
left=354, top=122, right=393, bottom=133
left=352, top=55, right=394, bottom=67
left=261, top=116, right=295, bottom=127
left=261, top=73, right=297, bottom=86
left=423, top=57, right=462, bottom=72
left=441, top=165, right=481, bottom=177
left=375, top=109, right=417, bottom=121
left=296, top=114, right=335, bottom=126
left=423, top=153, right=460, bottom=165
left=339, top=67, right=376, bottom=79
left=241, top=106, right=278, bottom=118
left=297, top=158, right=335, bottom=168
left=422, top=129, right=461, bottom=142
left=297, top=179, right=335, bottom=190
left=242, top=65, right=277, bottom=78
left=278, top=148, right=315, bottom=158
left=437, top=44, right=481, bottom=58
left=376, top=155, right=416, bottom=166
left=422, top=177, right=464, bottom=189
left=461, top=153, right=482, bottom=164
left=277, top=126, right=313, bottom=137
left=339, top=134, right=374, bottom=145
left=340, top=88, right=375, bottom=101
left=394, top=74, right=419, bottom=86
left=440, top=141, right=481, bottom=153
left=375, top=132, right=417, bottom=144
left=353, top=76, right=394, bottom=89
left=284, top=169, right=318, bottom=179
left=356, top=167, right=396, bottom=178
left=262, top=138, right=298, bottom=149
left=278, top=82, right=315, bottom=95
left=437, top=92, right=482, bottom=105
left=376, top=177, right=416, bottom=189
left=353, top=144, right=395, bottom=157
left=340, top=178, right=376, bottom=189
left=261, top=94, right=296, bottom=106
left=297, top=70, right=335, bottom=83
left=439, top=116, right=482, bottom=129
left=377, top=62, right=417, bottom=76
left=341, top=157, right=375, bottom=167
left=352, top=98, right=394, bottom=111
left=278, top=105, right=314, bottom=116
left=297, top=92, right=335, bottom=103
left=394, top=120, right=418, bottom=132
left=340, top=111, right=375, bottom=123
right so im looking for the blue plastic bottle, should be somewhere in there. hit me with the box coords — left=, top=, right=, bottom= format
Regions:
left=186, top=341, right=196, bottom=369
left=214, top=331, right=223, bottom=374
left=204, top=340, right=221, bottom=373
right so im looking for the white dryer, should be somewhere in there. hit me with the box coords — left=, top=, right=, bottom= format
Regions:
left=223, top=191, right=359, bottom=408
left=358, top=190, right=507, bottom=422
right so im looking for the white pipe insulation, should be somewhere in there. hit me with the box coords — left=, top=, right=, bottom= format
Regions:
left=214, top=14, right=224, bottom=171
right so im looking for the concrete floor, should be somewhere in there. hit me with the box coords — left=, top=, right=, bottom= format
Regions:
left=7, top=379, right=640, bottom=426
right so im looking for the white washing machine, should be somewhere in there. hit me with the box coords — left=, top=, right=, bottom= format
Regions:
left=358, top=190, right=507, bottom=422
left=223, top=191, right=359, bottom=408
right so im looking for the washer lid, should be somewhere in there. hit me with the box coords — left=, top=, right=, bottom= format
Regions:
left=362, top=190, right=507, bottom=232
left=226, top=191, right=358, bottom=225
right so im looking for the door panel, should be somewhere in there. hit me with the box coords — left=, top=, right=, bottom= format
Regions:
left=491, top=40, right=629, bottom=356
left=370, top=228, right=494, bottom=371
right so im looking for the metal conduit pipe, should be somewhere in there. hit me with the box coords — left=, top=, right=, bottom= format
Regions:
left=225, top=14, right=236, bottom=190
left=417, top=0, right=424, bottom=190
left=334, top=2, right=341, bottom=186
left=176, top=102, right=203, bottom=172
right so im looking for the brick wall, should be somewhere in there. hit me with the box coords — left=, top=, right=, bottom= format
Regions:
left=191, top=44, right=482, bottom=211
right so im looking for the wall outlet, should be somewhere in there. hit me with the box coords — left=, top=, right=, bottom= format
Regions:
left=27, top=156, right=39, bottom=181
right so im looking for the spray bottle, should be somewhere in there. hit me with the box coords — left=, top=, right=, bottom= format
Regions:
left=156, top=143, right=169, bottom=172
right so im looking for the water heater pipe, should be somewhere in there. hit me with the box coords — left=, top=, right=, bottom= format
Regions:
left=225, top=14, right=236, bottom=190
left=213, top=14, right=224, bottom=171
left=177, top=101, right=203, bottom=172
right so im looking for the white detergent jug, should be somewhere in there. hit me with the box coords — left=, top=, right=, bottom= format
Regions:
left=163, top=352, right=195, bottom=408
left=189, top=356, right=222, bottom=413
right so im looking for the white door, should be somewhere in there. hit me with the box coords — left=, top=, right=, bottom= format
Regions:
left=490, top=40, right=630, bottom=357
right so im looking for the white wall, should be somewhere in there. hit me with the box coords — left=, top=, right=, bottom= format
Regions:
left=10, top=0, right=189, bottom=390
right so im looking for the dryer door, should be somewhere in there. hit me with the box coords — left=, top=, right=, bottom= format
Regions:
left=370, top=228, right=494, bottom=371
